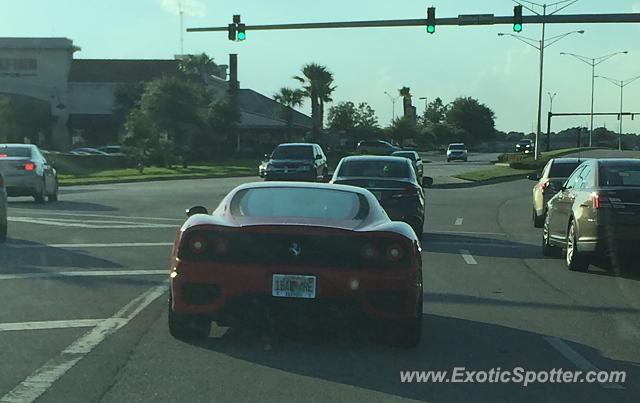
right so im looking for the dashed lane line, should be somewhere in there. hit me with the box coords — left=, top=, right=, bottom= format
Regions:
left=0, top=269, right=167, bottom=281
left=5, top=242, right=173, bottom=249
left=460, top=249, right=478, bottom=265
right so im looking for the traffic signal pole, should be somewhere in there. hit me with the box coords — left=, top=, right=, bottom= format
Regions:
left=535, top=5, right=547, bottom=160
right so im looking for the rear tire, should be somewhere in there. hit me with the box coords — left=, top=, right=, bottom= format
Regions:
left=388, top=294, right=422, bottom=348
left=168, top=296, right=210, bottom=341
left=33, top=180, right=46, bottom=203
left=48, top=179, right=59, bottom=202
left=566, top=220, right=589, bottom=272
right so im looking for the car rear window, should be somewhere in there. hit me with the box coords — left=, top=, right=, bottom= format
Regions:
left=0, top=146, right=31, bottom=158
left=230, top=187, right=367, bottom=220
left=271, top=145, right=313, bottom=160
left=448, top=144, right=466, bottom=150
left=549, top=162, right=581, bottom=178
left=599, top=165, right=640, bottom=187
left=338, top=160, right=410, bottom=178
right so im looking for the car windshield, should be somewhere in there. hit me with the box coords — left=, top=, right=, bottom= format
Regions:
left=449, top=144, right=466, bottom=150
left=0, top=146, right=31, bottom=157
left=231, top=187, right=365, bottom=220
left=338, top=160, right=410, bottom=178
left=271, top=146, right=313, bottom=160
left=549, top=162, right=582, bottom=178
left=599, top=164, right=640, bottom=187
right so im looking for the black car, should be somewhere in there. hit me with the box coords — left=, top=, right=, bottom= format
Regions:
left=515, top=139, right=534, bottom=153
left=331, top=155, right=432, bottom=239
left=356, top=140, right=401, bottom=155
left=263, top=143, right=329, bottom=182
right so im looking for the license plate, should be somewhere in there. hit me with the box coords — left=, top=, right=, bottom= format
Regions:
left=272, top=274, right=316, bottom=299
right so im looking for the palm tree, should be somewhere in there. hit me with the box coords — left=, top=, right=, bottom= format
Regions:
left=293, top=63, right=336, bottom=139
left=274, top=87, right=305, bottom=142
left=398, top=86, right=413, bottom=121
left=178, top=53, right=218, bottom=85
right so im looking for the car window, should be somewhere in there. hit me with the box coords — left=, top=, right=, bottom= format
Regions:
left=565, top=166, right=585, bottom=189
left=230, top=187, right=366, bottom=220
left=599, top=164, right=640, bottom=187
left=578, top=166, right=592, bottom=189
left=338, top=160, right=410, bottom=178
left=449, top=144, right=466, bottom=150
left=549, top=161, right=582, bottom=178
left=0, top=146, right=32, bottom=158
left=271, top=146, right=313, bottom=160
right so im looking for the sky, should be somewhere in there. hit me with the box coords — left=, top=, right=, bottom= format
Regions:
left=2, top=0, right=640, bottom=134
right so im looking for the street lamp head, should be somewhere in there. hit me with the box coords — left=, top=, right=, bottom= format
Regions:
left=497, top=33, right=505, bottom=36
left=622, top=51, right=629, bottom=54
left=577, top=30, right=585, bottom=34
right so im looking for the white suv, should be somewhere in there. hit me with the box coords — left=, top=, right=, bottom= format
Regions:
left=446, top=143, right=468, bottom=162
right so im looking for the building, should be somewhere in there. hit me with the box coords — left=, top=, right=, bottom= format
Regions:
left=0, top=37, right=311, bottom=150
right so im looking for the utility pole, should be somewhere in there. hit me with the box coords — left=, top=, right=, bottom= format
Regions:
left=546, top=92, right=556, bottom=151
left=596, top=75, right=640, bottom=150
left=384, top=91, right=399, bottom=123
left=179, top=1, right=185, bottom=54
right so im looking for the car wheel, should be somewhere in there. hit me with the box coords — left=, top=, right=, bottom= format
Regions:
left=168, top=296, right=210, bottom=340
left=446, top=159, right=450, bottom=163
left=33, top=180, right=46, bottom=203
left=48, top=179, right=59, bottom=202
left=533, top=209, right=545, bottom=228
left=463, top=158, right=468, bottom=162
left=0, top=220, right=7, bottom=242
left=542, top=216, right=561, bottom=257
left=566, top=220, right=589, bottom=272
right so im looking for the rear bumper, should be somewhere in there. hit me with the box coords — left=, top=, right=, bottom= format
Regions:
left=170, top=262, right=421, bottom=323
left=264, top=171, right=316, bottom=181
left=578, top=224, right=640, bottom=254
left=447, top=154, right=467, bottom=160
left=5, top=174, right=40, bottom=196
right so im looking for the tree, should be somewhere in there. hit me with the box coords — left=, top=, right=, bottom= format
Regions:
left=0, top=95, right=54, bottom=144
left=113, top=82, right=144, bottom=128
left=423, top=97, right=448, bottom=125
left=328, top=101, right=380, bottom=141
left=205, top=98, right=241, bottom=155
left=294, top=63, right=336, bottom=139
left=398, top=86, right=413, bottom=120
left=274, top=87, right=305, bottom=142
left=387, top=116, right=419, bottom=147
left=327, top=101, right=357, bottom=135
left=178, top=53, right=219, bottom=85
left=445, top=97, right=496, bottom=146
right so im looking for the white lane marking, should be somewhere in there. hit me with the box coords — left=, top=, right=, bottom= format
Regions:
left=0, top=319, right=105, bottom=332
left=6, top=242, right=173, bottom=249
left=427, top=241, right=523, bottom=249
left=0, top=283, right=168, bottom=403
left=8, top=217, right=176, bottom=229
left=5, top=211, right=183, bottom=222
left=544, top=336, right=625, bottom=390
left=0, top=269, right=167, bottom=281
left=460, top=249, right=478, bottom=265
left=427, top=230, right=506, bottom=236
left=454, top=217, right=463, bottom=226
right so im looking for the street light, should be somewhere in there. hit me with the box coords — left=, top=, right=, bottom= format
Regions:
left=560, top=51, right=628, bottom=147
left=595, top=75, right=640, bottom=150
left=384, top=91, right=400, bottom=123
left=498, top=28, right=584, bottom=160
left=546, top=92, right=557, bottom=151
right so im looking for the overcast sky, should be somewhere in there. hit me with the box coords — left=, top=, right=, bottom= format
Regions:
left=3, top=0, right=640, bottom=134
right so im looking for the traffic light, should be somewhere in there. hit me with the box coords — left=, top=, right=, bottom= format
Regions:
left=228, top=15, right=245, bottom=41
left=237, top=23, right=246, bottom=41
left=228, top=23, right=237, bottom=41
left=426, top=7, right=436, bottom=34
left=513, top=5, right=523, bottom=32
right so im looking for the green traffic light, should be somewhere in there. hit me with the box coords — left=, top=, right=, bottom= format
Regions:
left=237, top=32, right=246, bottom=41
left=426, top=25, right=435, bottom=34
left=513, top=23, right=522, bottom=32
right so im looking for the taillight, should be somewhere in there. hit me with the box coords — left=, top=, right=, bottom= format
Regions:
left=361, top=243, right=379, bottom=260
left=386, top=244, right=404, bottom=261
left=592, top=192, right=601, bottom=209
left=0, top=153, right=7, bottom=158
left=392, top=186, right=419, bottom=198
left=211, top=236, right=230, bottom=255
left=537, top=181, right=549, bottom=191
left=24, top=162, right=36, bottom=171
left=188, top=235, right=207, bottom=255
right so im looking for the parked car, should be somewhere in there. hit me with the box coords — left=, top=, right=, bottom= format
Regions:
left=446, top=143, right=468, bottom=162
left=263, top=143, right=329, bottom=182
left=0, top=144, right=59, bottom=203
left=0, top=171, right=7, bottom=242
left=356, top=140, right=401, bottom=155
left=331, top=155, right=433, bottom=239
left=515, top=139, right=535, bottom=153
left=529, top=158, right=585, bottom=227
left=543, top=159, right=640, bottom=271
left=392, top=150, right=424, bottom=178
left=97, top=145, right=125, bottom=155
left=70, top=147, right=109, bottom=155
left=169, top=182, right=423, bottom=347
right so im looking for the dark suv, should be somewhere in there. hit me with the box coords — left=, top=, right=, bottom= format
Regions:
left=263, top=143, right=329, bottom=182
left=356, top=140, right=400, bottom=155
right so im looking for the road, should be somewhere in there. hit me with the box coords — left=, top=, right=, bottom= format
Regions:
left=421, top=152, right=500, bottom=185
left=1, top=173, right=639, bottom=403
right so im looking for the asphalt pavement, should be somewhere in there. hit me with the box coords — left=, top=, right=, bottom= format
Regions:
left=0, top=168, right=639, bottom=403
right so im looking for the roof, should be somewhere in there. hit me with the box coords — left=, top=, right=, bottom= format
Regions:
left=594, top=158, right=640, bottom=165
left=0, top=143, right=35, bottom=148
left=238, top=89, right=312, bottom=130
left=340, top=155, right=412, bottom=163
left=69, top=59, right=180, bottom=83
left=551, top=158, right=588, bottom=163
left=0, top=37, right=79, bottom=51
left=275, top=143, right=317, bottom=147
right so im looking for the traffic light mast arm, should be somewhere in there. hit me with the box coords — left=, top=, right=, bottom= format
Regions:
left=188, top=13, right=640, bottom=33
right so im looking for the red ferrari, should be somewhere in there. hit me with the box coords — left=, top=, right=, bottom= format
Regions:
left=169, top=182, right=423, bottom=347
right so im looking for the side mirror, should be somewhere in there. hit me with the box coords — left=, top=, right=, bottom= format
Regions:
left=186, top=205, right=208, bottom=217
left=527, top=173, right=540, bottom=181
left=422, top=176, right=434, bottom=188
left=315, top=154, right=323, bottom=160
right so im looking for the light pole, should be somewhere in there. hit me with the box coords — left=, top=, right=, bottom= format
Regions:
left=596, top=75, right=640, bottom=150
left=560, top=51, right=628, bottom=147
left=546, top=92, right=556, bottom=151
left=498, top=28, right=584, bottom=160
left=384, top=91, right=400, bottom=123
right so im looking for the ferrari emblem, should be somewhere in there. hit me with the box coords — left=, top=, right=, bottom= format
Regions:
left=288, top=242, right=302, bottom=257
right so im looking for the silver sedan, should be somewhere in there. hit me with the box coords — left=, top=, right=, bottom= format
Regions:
left=0, top=143, right=59, bottom=203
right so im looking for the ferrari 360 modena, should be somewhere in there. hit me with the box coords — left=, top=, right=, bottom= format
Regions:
left=169, top=181, right=423, bottom=347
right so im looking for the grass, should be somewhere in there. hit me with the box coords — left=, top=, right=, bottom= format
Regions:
left=454, top=166, right=534, bottom=182
left=59, top=159, right=257, bottom=186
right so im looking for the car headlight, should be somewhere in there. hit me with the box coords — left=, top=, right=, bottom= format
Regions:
left=297, top=165, right=311, bottom=171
